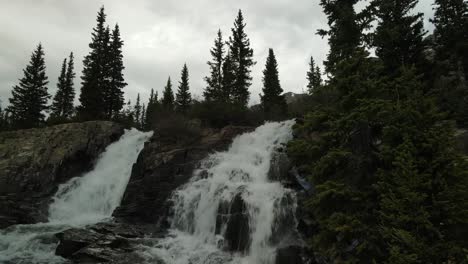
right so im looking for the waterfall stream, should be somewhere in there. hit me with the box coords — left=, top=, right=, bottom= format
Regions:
left=141, top=120, right=298, bottom=264
left=0, top=129, right=152, bottom=264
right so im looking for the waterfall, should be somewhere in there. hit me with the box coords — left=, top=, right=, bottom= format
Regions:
left=141, top=120, right=298, bottom=264
left=0, top=129, right=152, bottom=264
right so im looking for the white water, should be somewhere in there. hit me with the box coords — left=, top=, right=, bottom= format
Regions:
left=141, top=120, right=298, bottom=264
left=0, top=129, right=152, bottom=264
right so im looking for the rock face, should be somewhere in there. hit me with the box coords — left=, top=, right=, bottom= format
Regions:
left=0, top=121, right=124, bottom=228
left=113, top=125, right=252, bottom=226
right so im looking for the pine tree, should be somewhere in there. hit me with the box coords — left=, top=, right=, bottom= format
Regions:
left=8, top=43, right=50, bottom=129
left=318, top=0, right=362, bottom=75
left=229, top=10, right=255, bottom=107
left=145, top=88, right=158, bottom=129
left=306, top=56, right=322, bottom=94
left=64, top=52, right=76, bottom=118
left=134, top=93, right=141, bottom=126
left=51, top=52, right=75, bottom=120
left=79, top=6, right=110, bottom=120
left=162, top=77, right=174, bottom=110
left=260, top=49, right=287, bottom=120
left=176, top=64, right=192, bottom=114
left=51, top=58, right=68, bottom=118
left=204, top=29, right=225, bottom=102
left=431, top=0, right=468, bottom=61
left=141, top=103, right=146, bottom=129
left=373, top=0, right=426, bottom=73
left=106, top=24, right=126, bottom=119
left=221, top=51, right=236, bottom=103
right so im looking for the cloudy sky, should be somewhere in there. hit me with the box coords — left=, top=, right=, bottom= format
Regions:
left=0, top=0, right=435, bottom=107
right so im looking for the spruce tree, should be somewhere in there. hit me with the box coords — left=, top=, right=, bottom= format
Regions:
left=373, top=0, right=426, bottom=73
left=51, top=58, right=68, bottom=118
left=79, top=6, right=110, bottom=120
left=229, top=10, right=255, bottom=107
left=318, top=0, right=362, bottom=75
left=8, top=43, right=50, bottom=129
left=260, top=49, right=287, bottom=120
left=134, top=93, right=141, bottom=126
left=141, top=103, right=146, bottom=129
left=64, top=52, right=76, bottom=118
left=432, top=0, right=468, bottom=61
left=204, top=29, right=225, bottom=102
left=162, top=77, right=174, bottom=110
left=51, top=52, right=75, bottom=120
left=306, top=56, right=322, bottom=94
left=176, top=64, right=192, bottom=114
left=221, top=51, right=236, bottom=103
left=106, top=24, right=126, bottom=119
left=145, top=89, right=158, bottom=129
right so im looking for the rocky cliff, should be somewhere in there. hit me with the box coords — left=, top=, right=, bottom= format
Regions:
left=0, top=121, right=124, bottom=228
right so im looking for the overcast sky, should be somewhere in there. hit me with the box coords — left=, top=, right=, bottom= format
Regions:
left=0, top=0, right=435, bottom=107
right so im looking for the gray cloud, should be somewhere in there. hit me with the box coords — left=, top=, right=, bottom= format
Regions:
left=0, top=0, right=435, bottom=107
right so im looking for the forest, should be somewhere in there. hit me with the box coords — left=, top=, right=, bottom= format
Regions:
left=0, top=0, right=467, bottom=263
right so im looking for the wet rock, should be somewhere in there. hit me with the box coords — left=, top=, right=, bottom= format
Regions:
left=55, top=222, right=147, bottom=263
left=0, top=121, right=124, bottom=229
left=268, top=149, right=291, bottom=182
left=270, top=192, right=298, bottom=245
left=275, top=246, right=304, bottom=264
left=216, top=193, right=250, bottom=253
left=113, top=126, right=253, bottom=227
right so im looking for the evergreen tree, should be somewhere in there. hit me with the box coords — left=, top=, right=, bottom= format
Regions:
left=260, top=49, right=287, bottom=120
left=78, top=6, right=110, bottom=120
left=318, top=0, right=362, bottom=75
left=204, top=29, right=225, bottom=102
left=145, top=88, right=158, bottom=129
left=221, top=51, right=236, bottom=103
left=176, top=64, right=192, bottom=114
left=64, top=52, right=76, bottom=117
left=228, top=10, right=255, bottom=107
left=106, top=24, right=126, bottom=119
left=51, top=52, right=75, bottom=120
left=432, top=0, right=468, bottom=62
left=141, top=103, right=146, bottom=129
left=8, top=43, right=50, bottom=129
left=306, top=56, right=322, bottom=94
left=162, top=77, right=174, bottom=110
left=134, top=93, right=141, bottom=126
left=51, top=58, right=68, bottom=118
left=373, top=0, right=426, bottom=73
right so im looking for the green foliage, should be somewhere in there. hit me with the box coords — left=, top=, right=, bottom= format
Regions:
left=162, top=77, right=175, bottom=111
left=228, top=9, right=255, bottom=108
left=78, top=7, right=126, bottom=121
left=51, top=52, right=76, bottom=121
left=175, top=64, right=192, bottom=114
left=307, top=56, right=322, bottom=95
left=8, top=43, right=50, bottom=129
left=204, top=30, right=225, bottom=102
left=260, top=48, right=287, bottom=121
left=289, top=1, right=468, bottom=263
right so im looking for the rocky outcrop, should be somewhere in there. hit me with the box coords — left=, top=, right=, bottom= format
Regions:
left=113, top=125, right=252, bottom=226
left=0, top=121, right=124, bottom=228
left=55, top=222, right=148, bottom=263
left=216, top=193, right=250, bottom=252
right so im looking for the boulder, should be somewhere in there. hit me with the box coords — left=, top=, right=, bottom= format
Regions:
left=0, top=121, right=124, bottom=228
left=222, top=193, right=250, bottom=252
left=113, top=125, right=252, bottom=226
left=55, top=222, right=147, bottom=263
left=268, top=149, right=291, bottom=182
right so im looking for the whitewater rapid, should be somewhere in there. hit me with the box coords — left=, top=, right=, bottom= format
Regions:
left=141, top=120, right=298, bottom=264
left=0, top=129, right=152, bottom=264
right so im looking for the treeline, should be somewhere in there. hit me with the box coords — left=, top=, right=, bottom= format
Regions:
left=288, top=0, right=468, bottom=263
left=0, top=8, right=292, bottom=132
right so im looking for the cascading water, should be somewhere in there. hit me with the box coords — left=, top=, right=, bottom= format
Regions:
left=141, top=120, right=299, bottom=264
left=0, top=129, right=152, bottom=264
